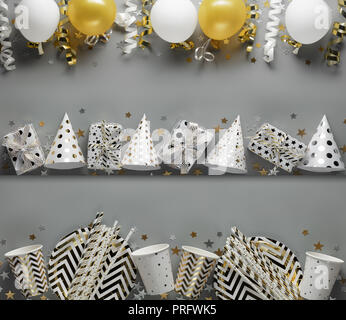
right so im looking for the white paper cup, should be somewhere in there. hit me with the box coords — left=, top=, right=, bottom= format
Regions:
left=175, top=246, right=219, bottom=299
left=5, top=244, right=48, bottom=297
left=131, top=244, right=174, bottom=295
left=300, top=251, right=344, bottom=300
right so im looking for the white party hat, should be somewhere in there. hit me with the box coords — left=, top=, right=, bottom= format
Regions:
left=45, top=113, right=85, bottom=169
left=121, top=114, right=160, bottom=170
left=206, top=115, right=247, bottom=174
left=298, top=115, right=344, bottom=172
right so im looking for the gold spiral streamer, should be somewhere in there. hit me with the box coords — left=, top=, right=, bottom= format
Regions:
left=238, top=4, right=259, bottom=53
left=339, top=0, right=346, bottom=18
left=325, top=22, right=346, bottom=66
left=138, top=0, right=153, bottom=49
left=54, top=0, right=76, bottom=66
left=280, top=35, right=302, bottom=54
left=170, top=41, right=195, bottom=50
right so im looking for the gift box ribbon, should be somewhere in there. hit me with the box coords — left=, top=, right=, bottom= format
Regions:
left=2, top=125, right=43, bottom=172
left=89, top=121, right=122, bottom=169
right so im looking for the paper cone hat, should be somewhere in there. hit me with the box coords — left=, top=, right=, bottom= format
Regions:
left=45, top=113, right=85, bottom=169
left=121, top=114, right=160, bottom=170
left=206, top=116, right=247, bottom=174
left=298, top=115, right=345, bottom=172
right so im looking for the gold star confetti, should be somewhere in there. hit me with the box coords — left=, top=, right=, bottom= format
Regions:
left=215, top=248, right=223, bottom=256
left=225, top=53, right=231, bottom=60
left=190, top=232, right=197, bottom=238
left=305, top=60, right=311, bottom=65
left=157, top=128, right=165, bottom=136
left=255, top=43, right=261, bottom=48
left=251, top=57, right=256, bottom=63
left=205, top=297, right=213, bottom=300
left=77, top=129, right=85, bottom=138
left=314, top=241, right=324, bottom=251
left=135, top=20, right=143, bottom=27
left=278, top=24, right=285, bottom=32
left=340, top=145, right=346, bottom=153
left=29, top=234, right=36, bottom=241
left=89, top=172, right=98, bottom=176
left=117, top=169, right=126, bottom=175
left=141, top=234, right=148, bottom=241
left=221, top=118, right=228, bottom=124
left=186, top=57, right=192, bottom=63
left=40, top=295, right=48, bottom=300
left=318, top=46, right=324, bottom=52
left=264, top=0, right=270, bottom=7
left=160, top=293, right=168, bottom=299
left=252, top=163, right=261, bottom=171
left=302, top=229, right=309, bottom=236
left=223, top=39, right=229, bottom=45
left=259, top=168, right=268, bottom=176
left=125, top=112, right=132, bottom=118
left=193, top=169, right=203, bottom=176
left=297, top=129, right=306, bottom=137
left=172, top=246, right=180, bottom=255
left=344, top=119, right=346, bottom=124
left=162, top=170, right=172, bottom=176
left=75, top=32, right=83, bottom=39
left=6, top=291, right=15, bottom=299
left=39, top=121, right=45, bottom=127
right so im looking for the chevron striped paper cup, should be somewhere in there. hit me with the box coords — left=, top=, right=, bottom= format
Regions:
left=175, top=246, right=219, bottom=299
left=131, top=244, right=174, bottom=295
left=5, top=244, right=48, bottom=298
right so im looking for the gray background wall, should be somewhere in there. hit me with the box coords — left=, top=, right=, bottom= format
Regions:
left=0, top=0, right=345, bottom=300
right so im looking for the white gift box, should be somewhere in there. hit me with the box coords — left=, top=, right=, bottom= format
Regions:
left=300, top=252, right=344, bottom=300
left=131, top=244, right=174, bottom=295
left=160, top=120, right=214, bottom=174
left=248, top=123, right=307, bottom=172
left=2, top=124, right=45, bottom=175
left=87, top=121, right=123, bottom=170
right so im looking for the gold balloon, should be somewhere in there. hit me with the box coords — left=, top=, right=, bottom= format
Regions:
left=68, top=0, right=117, bottom=36
left=198, top=0, right=246, bottom=40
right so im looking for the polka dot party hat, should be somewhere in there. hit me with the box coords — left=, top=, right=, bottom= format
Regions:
left=298, top=115, right=345, bottom=172
left=206, top=115, right=247, bottom=174
left=45, top=113, right=85, bottom=170
left=121, top=114, right=161, bottom=171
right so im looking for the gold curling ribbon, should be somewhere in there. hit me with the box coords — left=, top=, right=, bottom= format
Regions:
left=339, top=0, right=346, bottom=19
left=281, top=35, right=302, bottom=54
left=170, top=41, right=195, bottom=50
left=138, top=0, right=153, bottom=49
left=26, top=42, right=44, bottom=55
left=246, top=4, right=259, bottom=20
left=238, top=22, right=257, bottom=53
left=54, top=0, right=76, bottom=66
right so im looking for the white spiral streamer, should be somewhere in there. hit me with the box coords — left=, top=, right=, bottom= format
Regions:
left=0, top=0, right=15, bottom=71
left=115, top=0, right=138, bottom=54
left=263, top=0, right=283, bottom=63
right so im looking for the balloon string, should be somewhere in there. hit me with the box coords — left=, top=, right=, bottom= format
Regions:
left=194, top=39, right=215, bottom=62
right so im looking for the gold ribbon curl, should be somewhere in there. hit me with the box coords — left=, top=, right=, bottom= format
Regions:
left=138, top=0, right=153, bottom=49
left=170, top=41, right=195, bottom=50
left=238, top=4, right=259, bottom=53
left=281, top=35, right=302, bottom=54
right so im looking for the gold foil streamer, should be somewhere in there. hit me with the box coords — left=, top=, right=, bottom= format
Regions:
left=238, top=22, right=257, bottom=53
left=339, top=0, right=346, bottom=18
left=325, top=22, right=346, bottom=66
left=138, top=0, right=153, bottom=49
left=27, top=42, right=44, bottom=55
left=84, top=29, right=112, bottom=48
left=0, top=0, right=15, bottom=71
left=281, top=35, right=302, bottom=54
left=170, top=41, right=195, bottom=50
left=54, top=0, right=76, bottom=66
left=238, top=4, right=259, bottom=53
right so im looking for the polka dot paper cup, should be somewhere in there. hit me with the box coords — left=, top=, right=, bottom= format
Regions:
left=131, top=244, right=174, bottom=295
left=300, top=252, right=344, bottom=300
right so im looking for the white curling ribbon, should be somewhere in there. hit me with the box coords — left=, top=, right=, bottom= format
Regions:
left=0, top=0, right=15, bottom=71
left=195, top=39, right=215, bottom=62
left=263, top=0, right=283, bottom=63
left=115, top=0, right=138, bottom=54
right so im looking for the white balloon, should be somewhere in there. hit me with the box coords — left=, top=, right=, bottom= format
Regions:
left=150, top=0, right=197, bottom=43
left=15, top=0, right=60, bottom=43
left=285, top=0, right=332, bottom=45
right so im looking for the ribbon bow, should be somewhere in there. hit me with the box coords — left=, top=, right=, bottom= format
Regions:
left=2, top=125, right=43, bottom=173
left=88, top=121, right=122, bottom=170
